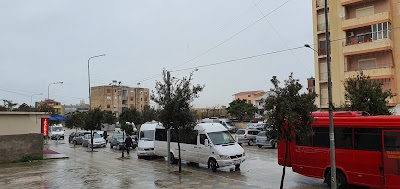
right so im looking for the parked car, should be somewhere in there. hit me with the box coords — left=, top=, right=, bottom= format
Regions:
left=235, top=129, right=260, bottom=146
left=256, top=131, right=277, bottom=148
left=109, top=134, right=137, bottom=150
left=82, top=133, right=106, bottom=148
left=70, top=132, right=91, bottom=145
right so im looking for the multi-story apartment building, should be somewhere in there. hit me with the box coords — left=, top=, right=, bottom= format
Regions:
left=312, top=0, right=400, bottom=109
left=90, top=83, right=150, bottom=117
left=37, top=99, right=63, bottom=115
left=233, top=90, right=266, bottom=105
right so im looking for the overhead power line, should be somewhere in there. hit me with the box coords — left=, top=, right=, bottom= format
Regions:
left=126, top=0, right=293, bottom=86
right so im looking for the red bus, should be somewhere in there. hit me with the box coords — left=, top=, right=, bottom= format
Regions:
left=278, top=111, right=400, bottom=189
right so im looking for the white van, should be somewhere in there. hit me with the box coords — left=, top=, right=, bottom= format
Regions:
left=137, top=121, right=158, bottom=158
left=154, top=123, right=245, bottom=172
left=49, top=124, right=65, bottom=140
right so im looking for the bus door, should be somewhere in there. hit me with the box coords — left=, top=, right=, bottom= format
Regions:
left=383, top=130, right=400, bottom=188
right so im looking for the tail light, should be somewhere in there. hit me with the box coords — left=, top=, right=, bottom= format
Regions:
left=244, top=134, right=247, bottom=138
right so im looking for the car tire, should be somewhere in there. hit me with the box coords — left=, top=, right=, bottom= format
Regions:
left=248, top=140, right=254, bottom=146
left=258, top=145, right=263, bottom=148
left=110, top=144, right=113, bottom=148
left=169, top=152, right=178, bottom=164
left=325, top=170, right=348, bottom=189
left=235, top=164, right=241, bottom=170
left=271, top=142, right=276, bottom=149
left=209, top=159, right=217, bottom=172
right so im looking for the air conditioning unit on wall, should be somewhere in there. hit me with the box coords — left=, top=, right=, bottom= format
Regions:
left=347, top=32, right=354, bottom=37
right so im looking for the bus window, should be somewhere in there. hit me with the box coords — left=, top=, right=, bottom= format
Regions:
left=354, top=128, right=382, bottom=152
left=296, top=134, right=312, bottom=146
left=313, top=127, right=329, bottom=148
left=335, top=128, right=352, bottom=149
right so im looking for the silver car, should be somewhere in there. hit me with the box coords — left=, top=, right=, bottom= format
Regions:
left=235, top=129, right=260, bottom=146
left=256, top=131, right=277, bottom=148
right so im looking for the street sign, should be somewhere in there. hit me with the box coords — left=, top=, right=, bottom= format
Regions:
left=41, top=118, right=49, bottom=136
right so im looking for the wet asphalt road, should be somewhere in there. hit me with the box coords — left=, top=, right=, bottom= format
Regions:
left=0, top=131, right=328, bottom=189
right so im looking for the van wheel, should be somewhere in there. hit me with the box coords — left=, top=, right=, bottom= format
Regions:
left=169, top=152, right=178, bottom=164
left=258, top=145, right=263, bottom=148
left=235, top=164, right=240, bottom=170
left=325, top=170, right=348, bottom=189
left=248, top=140, right=254, bottom=146
left=209, top=159, right=217, bottom=172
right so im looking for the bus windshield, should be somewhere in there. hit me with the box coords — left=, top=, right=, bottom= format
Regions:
left=208, top=131, right=235, bottom=145
left=140, top=130, right=155, bottom=141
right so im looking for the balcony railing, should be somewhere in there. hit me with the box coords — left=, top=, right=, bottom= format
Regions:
left=342, top=11, right=391, bottom=31
left=319, top=72, right=328, bottom=82
left=346, top=33, right=373, bottom=46
left=318, top=48, right=327, bottom=56
left=317, top=23, right=326, bottom=32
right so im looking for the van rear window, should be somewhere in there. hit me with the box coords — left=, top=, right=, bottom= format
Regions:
left=236, top=130, right=245, bottom=134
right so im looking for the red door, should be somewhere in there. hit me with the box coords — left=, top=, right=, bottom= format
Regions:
left=383, top=130, right=400, bottom=189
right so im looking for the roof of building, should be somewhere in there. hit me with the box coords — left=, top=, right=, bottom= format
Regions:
left=233, top=90, right=265, bottom=96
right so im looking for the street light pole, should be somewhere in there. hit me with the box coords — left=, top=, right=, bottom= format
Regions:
left=305, top=0, right=336, bottom=186
left=88, top=54, right=106, bottom=109
left=30, top=93, right=43, bottom=111
left=48, top=82, right=63, bottom=100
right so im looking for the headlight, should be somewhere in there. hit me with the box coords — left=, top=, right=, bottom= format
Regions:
left=219, top=155, right=230, bottom=160
left=138, top=147, right=144, bottom=151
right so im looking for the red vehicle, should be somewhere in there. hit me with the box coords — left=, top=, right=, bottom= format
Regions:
left=278, top=111, right=400, bottom=189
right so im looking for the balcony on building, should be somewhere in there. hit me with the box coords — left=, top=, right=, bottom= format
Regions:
left=341, top=0, right=365, bottom=6
left=342, top=11, right=390, bottom=30
left=344, top=50, right=395, bottom=79
left=316, top=0, right=328, bottom=10
left=343, top=22, right=392, bottom=56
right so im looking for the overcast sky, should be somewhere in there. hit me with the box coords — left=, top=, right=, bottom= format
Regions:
left=0, top=0, right=314, bottom=108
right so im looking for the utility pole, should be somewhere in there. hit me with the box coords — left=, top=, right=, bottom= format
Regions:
left=324, top=0, right=337, bottom=188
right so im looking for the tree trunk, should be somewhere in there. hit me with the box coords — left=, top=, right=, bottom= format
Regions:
left=91, top=129, right=94, bottom=152
left=280, top=139, right=289, bottom=189
left=177, top=133, right=181, bottom=173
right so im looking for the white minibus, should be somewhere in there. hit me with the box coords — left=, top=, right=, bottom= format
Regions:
left=137, top=121, right=158, bottom=158
left=154, top=122, right=245, bottom=172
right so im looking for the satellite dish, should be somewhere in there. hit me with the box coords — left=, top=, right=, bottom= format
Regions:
left=339, top=12, right=345, bottom=18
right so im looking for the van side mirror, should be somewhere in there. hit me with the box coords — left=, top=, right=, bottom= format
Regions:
left=204, top=139, right=209, bottom=147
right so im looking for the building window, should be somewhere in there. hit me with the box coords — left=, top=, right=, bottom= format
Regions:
left=122, top=100, right=128, bottom=105
left=107, top=104, right=110, bottom=108
left=358, top=58, right=376, bottom=70
left=319, top=62, right=327, bottom=81
left=107, top=89, right=111, bottom=93
left=141, top=98, right=143, bottom=102
left=356, top=6, right=374, bottom=18
left=130, top=97, right=134, bottom=101
left=372, top=22, right=391, bottom=41
left=106, top=96, right=111, bottom=101
left=144, top=91, right=148, bottom=95
left=115, top=89, right=117, bottom=92
left=247, top=100, right=251, bottom=104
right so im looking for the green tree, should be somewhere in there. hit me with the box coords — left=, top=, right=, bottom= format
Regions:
left=344, top=71, right=393, bottom=115
left=14, top=103, right=31, bottom=112
left=119, top=108, right=142, bottom=135
left=102, top=110, right=116, bottom=129
left=141, top=105, right=158, bottom=123
left=151, top=70, right=204, bottom=173
left=264, top=73, right=317, bottom=189
left=0, top=106, right=7, bottom=111
left=83, top=108, right=104, bottom=152
left=226, top=99, right=258, bottom=121
left=65, top=111, right=87, bottom=129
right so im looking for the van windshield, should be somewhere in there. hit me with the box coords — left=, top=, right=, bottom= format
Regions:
left=208, top=131, right=236, bottom=145
left=140, top=130, right=155, bottom=141
left=51, top=126, right=63, bottom=132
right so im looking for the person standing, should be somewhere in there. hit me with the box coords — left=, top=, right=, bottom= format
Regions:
left=125, top=135, right=133, bottom=156
left=103, top=131, right=108, bottom=144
